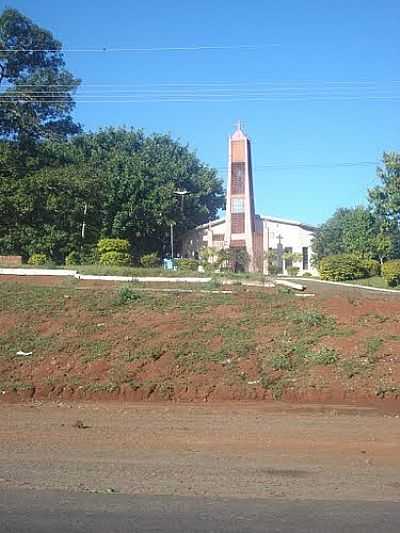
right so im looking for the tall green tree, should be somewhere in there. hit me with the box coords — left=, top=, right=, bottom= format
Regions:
left=369, top=152, right=400, bottom=231
left=0, top=8, right=80, bottom=145
left=0, top=128, right=224, bottom=261
left=65, top=128, right=225, bottom=258
left=312, top=206, right=378, bottom=262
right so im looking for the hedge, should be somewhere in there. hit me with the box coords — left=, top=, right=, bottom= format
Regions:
left=28, top=253, right=47, bottom=266
left=140, top=253, right=160, bottom=268
left=382, top=260, right=400, bottom=287
left=65, top=251, right=80, bottom=266
left=286, top=266, right=299, bottom=277
left=319, top=254, right=368, bottom=281
left=176, top=258, right=199, bottom=271
left=362, top=258, right=381, bottom=277
left=99, top=251, right=130, bottom=266
left=97, top=239, right=130, bottom=255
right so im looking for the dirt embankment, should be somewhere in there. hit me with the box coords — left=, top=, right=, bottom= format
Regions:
left=1, top=275, right=400, bottom=406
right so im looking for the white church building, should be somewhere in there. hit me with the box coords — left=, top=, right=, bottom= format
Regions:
left=181, top=124, right=318, bottom=276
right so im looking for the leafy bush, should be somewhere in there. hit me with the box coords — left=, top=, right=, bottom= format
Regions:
left=99, top=251, right=130, bottom=266
left=115, top=287, right=141, bottom=305
left=27, top=253, right=47, bottom=265
left=140, top=253, right=159, bottom=268
left=80, top=246, right=98, bottom=264
left=382, top=260, right=400, bottom=287
left=65, top=251, right=80, bottom=266
left=97, top=239, right=130, bottom=255
left=362, top=258, right=381, bottom=277
left=176, top=258, right=199, bottom=271
left=319, top=254, right=368, bottom=281
left=302, top=272, right=312, bottom=277
left=286, top=266, right=299, bottom=276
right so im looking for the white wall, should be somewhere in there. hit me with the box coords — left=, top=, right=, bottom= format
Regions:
left=264, top=218, right=317, bottom=275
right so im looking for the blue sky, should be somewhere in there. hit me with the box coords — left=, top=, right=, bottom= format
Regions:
left=5, top=0, right=400, bottom=225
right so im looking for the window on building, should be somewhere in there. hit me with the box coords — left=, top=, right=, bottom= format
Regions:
left=302, top=246, right=309, bottom=270
left=284, top=247, right=293, bottom=269
left=231, top=162, right=245, bottom=194
left=231, top=213, right=245, bottom=233
left=231, top=197, right=245, bottom=213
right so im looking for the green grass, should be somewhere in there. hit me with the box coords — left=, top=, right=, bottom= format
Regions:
left=2, top=262, right=269, bottom=283
left=0, top=276, right=390, bottom=401
left=365, top=337, right=384, bottom=363
left=0, top=323, right=60, bottom=359
left=343, top=276, right=400, bottom=290
left=77, top=264, right=211, bottom=278
left=305, top=347, right=338, bottom=366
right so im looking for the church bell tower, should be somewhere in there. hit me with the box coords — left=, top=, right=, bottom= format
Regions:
left=224, top=122, right=261, bottom=272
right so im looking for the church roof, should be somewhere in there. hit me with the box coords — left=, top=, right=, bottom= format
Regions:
left=260, top=215, right=318, bottom=231
left=194, top=215, right=317, bottom=232
left=231, top=121, right=248, bottom=140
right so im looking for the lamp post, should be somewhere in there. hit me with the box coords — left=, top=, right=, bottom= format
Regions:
left=170, top=189, right=190, bottom=260
left=174, top=189, right=189, bottom=212
left=80, top=202, right=88, bottom=257
left=170, top=222, right=175, bottom=260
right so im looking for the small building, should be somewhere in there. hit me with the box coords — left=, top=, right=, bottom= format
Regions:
left=181, top=124, right=318, bottom=275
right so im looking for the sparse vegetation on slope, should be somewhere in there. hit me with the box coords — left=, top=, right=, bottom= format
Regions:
left=1, top=278, right=400, bottom=403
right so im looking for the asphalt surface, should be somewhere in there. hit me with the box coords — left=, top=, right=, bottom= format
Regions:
left=1, top=488, right=400, bottom=533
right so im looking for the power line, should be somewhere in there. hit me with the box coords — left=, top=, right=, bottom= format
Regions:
left=8, top=80, right=400, bottom=88
left=0, top=44, right=273, bottom=53
left=215, top=161, right=379, bottom=171
left=1, top=97, right=399, bottom=103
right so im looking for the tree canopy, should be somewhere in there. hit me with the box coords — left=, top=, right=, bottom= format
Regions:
left=312, top=154, right=400, bottom=265
left=0, top=128, right=224, bottom=261
left=0, top=8, right=80, bottom=145
left=369, top=152, right=400, bottom=231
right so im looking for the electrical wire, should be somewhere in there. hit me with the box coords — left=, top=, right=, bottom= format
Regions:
left=0, top=44, right=272, bottom=53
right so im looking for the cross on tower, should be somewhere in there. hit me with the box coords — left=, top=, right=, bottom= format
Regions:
left=236, top=120, right=244, bottom=131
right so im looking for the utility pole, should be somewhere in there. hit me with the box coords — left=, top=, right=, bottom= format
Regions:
left=170, top=222, right=175, bottom=259
left=80, top=202, right=88, bottom=256
left=172, top=189, right=189, bottom=260
left=81, top=202, right=88, bottom=240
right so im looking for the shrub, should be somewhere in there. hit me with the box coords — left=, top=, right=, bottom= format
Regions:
left=362, top=258, right=381, bottom=277
left=176, top=258, right=199, bottom=271
left=99, top=251, right=130, bottom=266
left=302, top=272, right=312, bottom=277
left=115, top=287, right=141, bottom=305
left=97, top=238, right=130, bottom=255
left=319, top=254, right=368, bottom=281
left=65, top=251, right=80, bottom=266
left=140, top=253, right=159, bottom=268
left=80, top=246, right=98, bottom=264
left=27, top=253, right=47, bottom=266
left=382, top=260, right=400, bottom=287
left=286, top=266, right=299, bottom=277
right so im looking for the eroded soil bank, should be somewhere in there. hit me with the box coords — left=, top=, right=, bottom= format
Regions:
left=1, top=275, right=400, bottom=405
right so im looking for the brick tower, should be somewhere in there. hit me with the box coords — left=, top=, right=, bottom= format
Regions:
left=224, top=122, right=263, bottom=272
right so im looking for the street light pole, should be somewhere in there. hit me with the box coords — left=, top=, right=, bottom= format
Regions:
left=80, top=202, right=88, bottom=256
left=172, top=189, right=190, bottom=260
left=170, top=222, right=174, bottom=260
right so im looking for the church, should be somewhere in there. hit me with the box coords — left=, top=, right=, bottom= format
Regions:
left=181, top=124, right=318, bottom=275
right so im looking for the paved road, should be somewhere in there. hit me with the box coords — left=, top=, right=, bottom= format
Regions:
left=1, top=488, right=400, bottom=533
